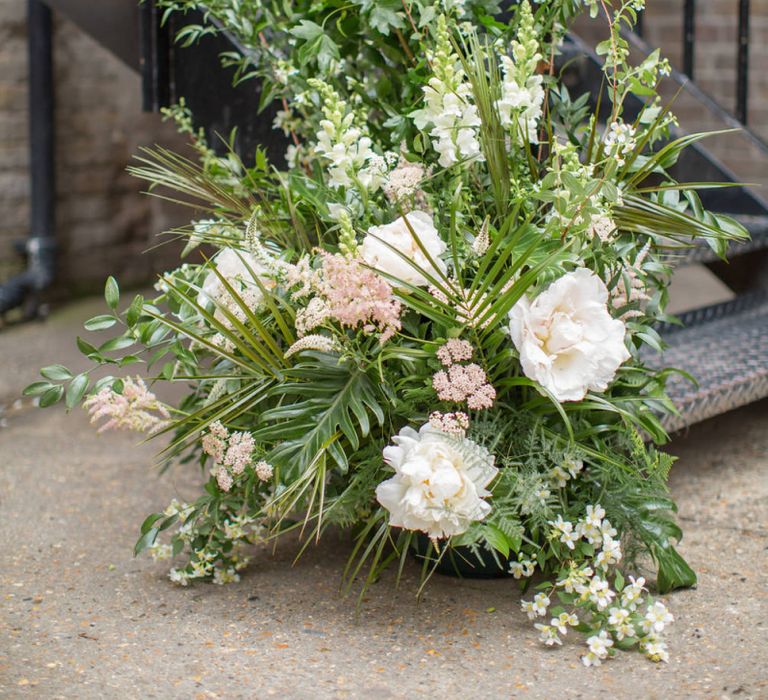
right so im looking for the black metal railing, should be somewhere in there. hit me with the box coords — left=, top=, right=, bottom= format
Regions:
left=635, top=1, right=752, bottom=126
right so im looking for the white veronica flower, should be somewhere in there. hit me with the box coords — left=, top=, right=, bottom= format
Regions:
left=508, top=268, right=631, bottom=402
left=375, top=423, right=497, bottom=539
left=361, top=211, right=448, bottom=287
left=197, top=248, right=272, bottom=307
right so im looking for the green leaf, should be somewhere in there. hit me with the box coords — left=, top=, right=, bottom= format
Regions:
left=105, top=276, right=120, bottom=309
left=77, top=336, right=100, bottom=359
left=126, top=294, right=144, bottom=327
left=98, top=336, right=135, bottom=353
left=39, top=384, right=64, bottom=407
left=134, top=527, right=159, bottom=556
left=23, top=381, right=54, bottom=397
left=482, top=523, right=511, bottom=558
left=41, top=364, right=72, bottom=381
left=84, top=314, right=117, bottom=331
left=65, top=373, right=89, bottom=409
left=653, top=544, right=697, bottom=593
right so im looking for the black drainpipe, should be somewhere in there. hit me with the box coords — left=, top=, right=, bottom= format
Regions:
left=0, top=0, right=56, bottom=317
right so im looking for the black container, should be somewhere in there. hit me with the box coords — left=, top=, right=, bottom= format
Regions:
left=412, top=534, right=512, bottom=579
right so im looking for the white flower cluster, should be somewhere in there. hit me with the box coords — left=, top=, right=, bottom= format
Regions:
left=520, top=504, right=673, bottom=665
left=413, top=15, right=481, bottom=168
left=496, top=3, right=544, bottom=145
left=309, top=79, right=396, bottom=190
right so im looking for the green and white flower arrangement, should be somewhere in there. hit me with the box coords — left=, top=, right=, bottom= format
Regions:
left=27, top=0, right=749, bottom=666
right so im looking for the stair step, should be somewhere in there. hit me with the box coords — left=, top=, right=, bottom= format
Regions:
left=650, top=292, right=768, bottom=432
left=673, top=214, right=768, bottom=265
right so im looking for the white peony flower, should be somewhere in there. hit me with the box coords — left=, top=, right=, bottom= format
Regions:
left=360, top=211, right=447, bottom=287
left=508, top=268, right=630, bottom=402
left=375, top=423, right=497, bottom=539
left=197, top=248, right=272, bottom=307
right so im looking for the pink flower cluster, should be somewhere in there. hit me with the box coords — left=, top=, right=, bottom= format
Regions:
left=316, top=253, right=402, bottom=342
left=83, top=376, right=170, bottom=434
left=432, top=340, right=495, bottom=410
left=201, top=420, right=257, bottom=492
left=429, top=411, right=470, bottom=435
left=433, top=364, right=496, bottom=409
left=436, top=338, right=474, bottom=366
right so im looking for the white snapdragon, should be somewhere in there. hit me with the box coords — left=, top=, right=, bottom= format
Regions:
left=309, top=79, right=395, bottom=191
left=495, top=3, right=544, bottom=145
left=413, top=16, right=481, bottom=167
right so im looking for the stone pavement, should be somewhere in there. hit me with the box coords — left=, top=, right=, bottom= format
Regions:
left=1, top=295, right=767, bottom=699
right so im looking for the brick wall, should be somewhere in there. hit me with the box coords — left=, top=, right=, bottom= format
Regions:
left=637, top=1, right=768, bottom=141
left=0, top=2, right=186, bottom=302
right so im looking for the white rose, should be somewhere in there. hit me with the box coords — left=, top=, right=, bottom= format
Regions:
left=360, top=211, right=447, bottom=287
left=376, top=424, right=498, bottom=539
left=508, top=268, right=630, bottom=402
left=197, top=248, right=271, bottom=307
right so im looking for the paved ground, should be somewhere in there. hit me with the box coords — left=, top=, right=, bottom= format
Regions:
left=1, top=293, right=767, bottom=699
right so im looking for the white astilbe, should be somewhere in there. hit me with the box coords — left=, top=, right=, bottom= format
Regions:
left=285, top=334, right=340, bottom=358
left=496, top=2, right=544, bottom=145
left=413, top=15, right=481, bottom=168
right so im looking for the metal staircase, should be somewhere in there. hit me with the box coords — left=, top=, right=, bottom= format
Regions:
left=7, top=0, right=768, bottom=433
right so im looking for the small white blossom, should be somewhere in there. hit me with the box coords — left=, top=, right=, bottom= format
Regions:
left=509, top=559, right=535, bottom=579
left=584, top=630, right=614, bottom=665
left=641, top=602, right=674, bottom=634
left=588, top=576, right=616, bottom=610
left=621, top=576, right=646, bottom=611
left=607, top=607, right=635, bottom=640
left=549, top=515, right=579, bottom=550
left=640, top=635, right=670, bottom=663
left=534, top=623, right=562, bottom=646
left=551, top=612, right=579, bottom=635
left=532, top=592, right=550, bottom=617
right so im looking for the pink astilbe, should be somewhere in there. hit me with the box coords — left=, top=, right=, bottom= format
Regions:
left=433, top=363, right=496, bottom=410
left=202, top=420, right=229, bottom=462
left=223, top=432, right=256, bottom=475
left=317, top=253, right=402, bottom=342
left=201, top=421, right=256, bottom=491
left=83, top=376, right=170, bottom=434
left=436, top=338, right=474, bottom=366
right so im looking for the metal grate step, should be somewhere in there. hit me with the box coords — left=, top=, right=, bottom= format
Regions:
left=649, top=292, right=768, bottom=432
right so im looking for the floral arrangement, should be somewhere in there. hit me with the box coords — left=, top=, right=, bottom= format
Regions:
left=26, top=0, right=748, bottom=666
